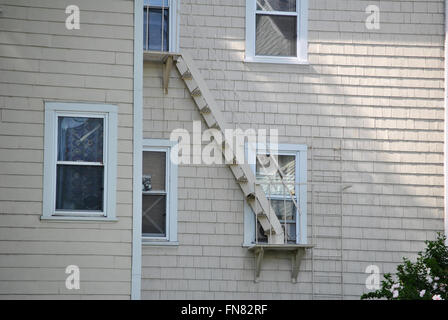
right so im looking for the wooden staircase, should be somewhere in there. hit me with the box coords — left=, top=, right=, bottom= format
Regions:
left=174, top=51, right=286, bottom=244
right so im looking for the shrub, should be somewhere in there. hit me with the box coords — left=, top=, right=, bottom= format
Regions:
left=361, top=233, right=448, bottom=300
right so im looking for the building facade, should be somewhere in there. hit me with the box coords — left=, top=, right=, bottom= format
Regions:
left=0, top=0, right=446, bottom=299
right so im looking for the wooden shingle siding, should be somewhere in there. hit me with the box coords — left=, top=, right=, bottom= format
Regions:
left=141, top=0, right=445, bottom=299
left=0, top=0, right=134, bottom=299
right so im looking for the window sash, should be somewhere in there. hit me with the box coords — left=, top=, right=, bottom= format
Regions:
left=53, top=113, right=108, bottom=217
left=56, top=161, right=104, bottom=166
left=142, top=193, right=167, bottom=237
left=246, top=0, right=308, bottom=63
left=245, top=143, right=307, bottom=245
left=254, top=0, right=299, bottom=58
left=144, top=0, right=176, bottom=52
left=255, top=10, right=297, bottom=16
left=144, top=6, right=169, bottom=51
left=258, top=151, right=299, bottom=242
left=144, top=0, right=169, bottom=7
left=142, top=148, right=170, bottom=240
left=260, top=154, right=299, bottom=225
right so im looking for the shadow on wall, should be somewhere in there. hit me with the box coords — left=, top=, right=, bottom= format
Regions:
left=177, top=0, right=445, bottom=298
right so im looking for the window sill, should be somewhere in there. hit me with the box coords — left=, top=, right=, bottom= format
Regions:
left=242, top=243, right=311, bottom=248
left=244, top=56, right=309, bottom=65
left=142, top=239, right=179, bottom=246
left=40, top=216, right=118, bottom=222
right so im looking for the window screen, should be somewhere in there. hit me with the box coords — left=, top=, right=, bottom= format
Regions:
left=142, top=151, right=167, bottom=237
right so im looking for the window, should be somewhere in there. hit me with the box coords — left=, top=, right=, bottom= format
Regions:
left=143, top=0, right=179, bottom=52
left=42, top=103, right=118, bottom=221
left=245, top=0, right=308, bottom=64
left=244, top=144, right=307, bottom=245
left=142, top=139, right=178, bottom=244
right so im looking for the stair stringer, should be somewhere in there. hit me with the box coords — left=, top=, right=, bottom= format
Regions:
left=175, top=51, right=285, bottom=244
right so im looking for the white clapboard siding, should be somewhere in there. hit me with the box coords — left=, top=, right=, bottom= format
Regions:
left=0, top=0, right=134, bottom=299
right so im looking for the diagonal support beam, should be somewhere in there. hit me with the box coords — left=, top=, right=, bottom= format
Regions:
left=175, top=51, right=285, bottom=244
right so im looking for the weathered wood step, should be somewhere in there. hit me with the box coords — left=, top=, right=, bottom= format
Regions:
left=199, top=105, right=211, bottom=114
left=191, top=87, right=201, bottom=97
left=181, top=70, right=192, bottom=80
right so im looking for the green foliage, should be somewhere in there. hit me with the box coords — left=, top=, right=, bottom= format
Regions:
left=361, top=233, right=448, bottom=300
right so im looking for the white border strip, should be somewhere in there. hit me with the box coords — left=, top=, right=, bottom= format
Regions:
left=131, top=0, right=143, bottom=300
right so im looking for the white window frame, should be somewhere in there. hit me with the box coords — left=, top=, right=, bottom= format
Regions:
left=245, top=0, right=308, bottom=64
left=42, top=102, right=118, bottom=221
left=143, top=0, right=179, bottom=52
left=244, top=143, right=307, bottom=245
left=142, top=139, right=178, bottom=245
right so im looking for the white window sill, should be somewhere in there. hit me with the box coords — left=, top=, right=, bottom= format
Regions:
left=244, top=56, right=309, bottom=65
left=40, top=216, right=118, bottom=222
left=142, top=239, right=179, bottom=246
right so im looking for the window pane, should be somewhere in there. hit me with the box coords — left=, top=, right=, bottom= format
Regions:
left=256, top=14, right=297, bottom=57
left=142, top=194, right=166, bottom=236
left=58, top=117, right=103, bottom=162
left=144, top=0, right=169, bottom=6
left=143, top=7, right=169, bottom=51
left=285, top=223, right=296, bottom=243
left=56, top=165, right=104, bottom=211
left=257, top=0, right=296, bottom=12
left=256, top=154, right=296, bottom=196
left=270, top=199, right=296, bottom=221
left=256, top=220, right=268, bottom=243
left=255, top=221, right=296, bottom=243
left=143, top=151, right=166, bottom=191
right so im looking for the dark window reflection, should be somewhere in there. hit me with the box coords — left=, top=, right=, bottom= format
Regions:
left=56, top=165, right=104, bottom=211
left=142, top=194, right=167, bottom=236
left=257, top=0, right=296, bottom=12
left=143, top=6, right=169, bottom=51
left=256, top=14, right=297, bottom=57
left=58, top=117, right=103, bottom=163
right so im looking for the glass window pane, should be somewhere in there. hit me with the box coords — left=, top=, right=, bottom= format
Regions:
left=256, top=221, right=296, bottom=243
left=143, top=7, right=169, bottom=51
left=270, top=199, right=296, bottom=221
left=256, top=154, right=296, bottom=196
left=255, top=14, right=297, bottom=57
left=256, top=220, right=268, bottom=243
left=142, top=194, right=166, bottom=236
left=278, top=154, right=296, bottom=182
left=143, top=151, right=166, bottom=191
left=144, top=0, right=169, bottom=7
left=58, top=117, right=103, bottom=162
left=257, top=0, right=296, bottom=12
left=56, top=165, right=104, bottom=211
left=285, top=223, right=296, bottom=243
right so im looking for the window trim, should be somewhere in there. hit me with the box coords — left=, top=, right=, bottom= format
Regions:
left=41, top=102, right=118, bottom=222
left=245, top=0, right=308, bottom=64
left=244, top=143, right=307, bottom=245
left=141, top=139, right=178, bottom=245
left=143, top=0, right=179, bottom=53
